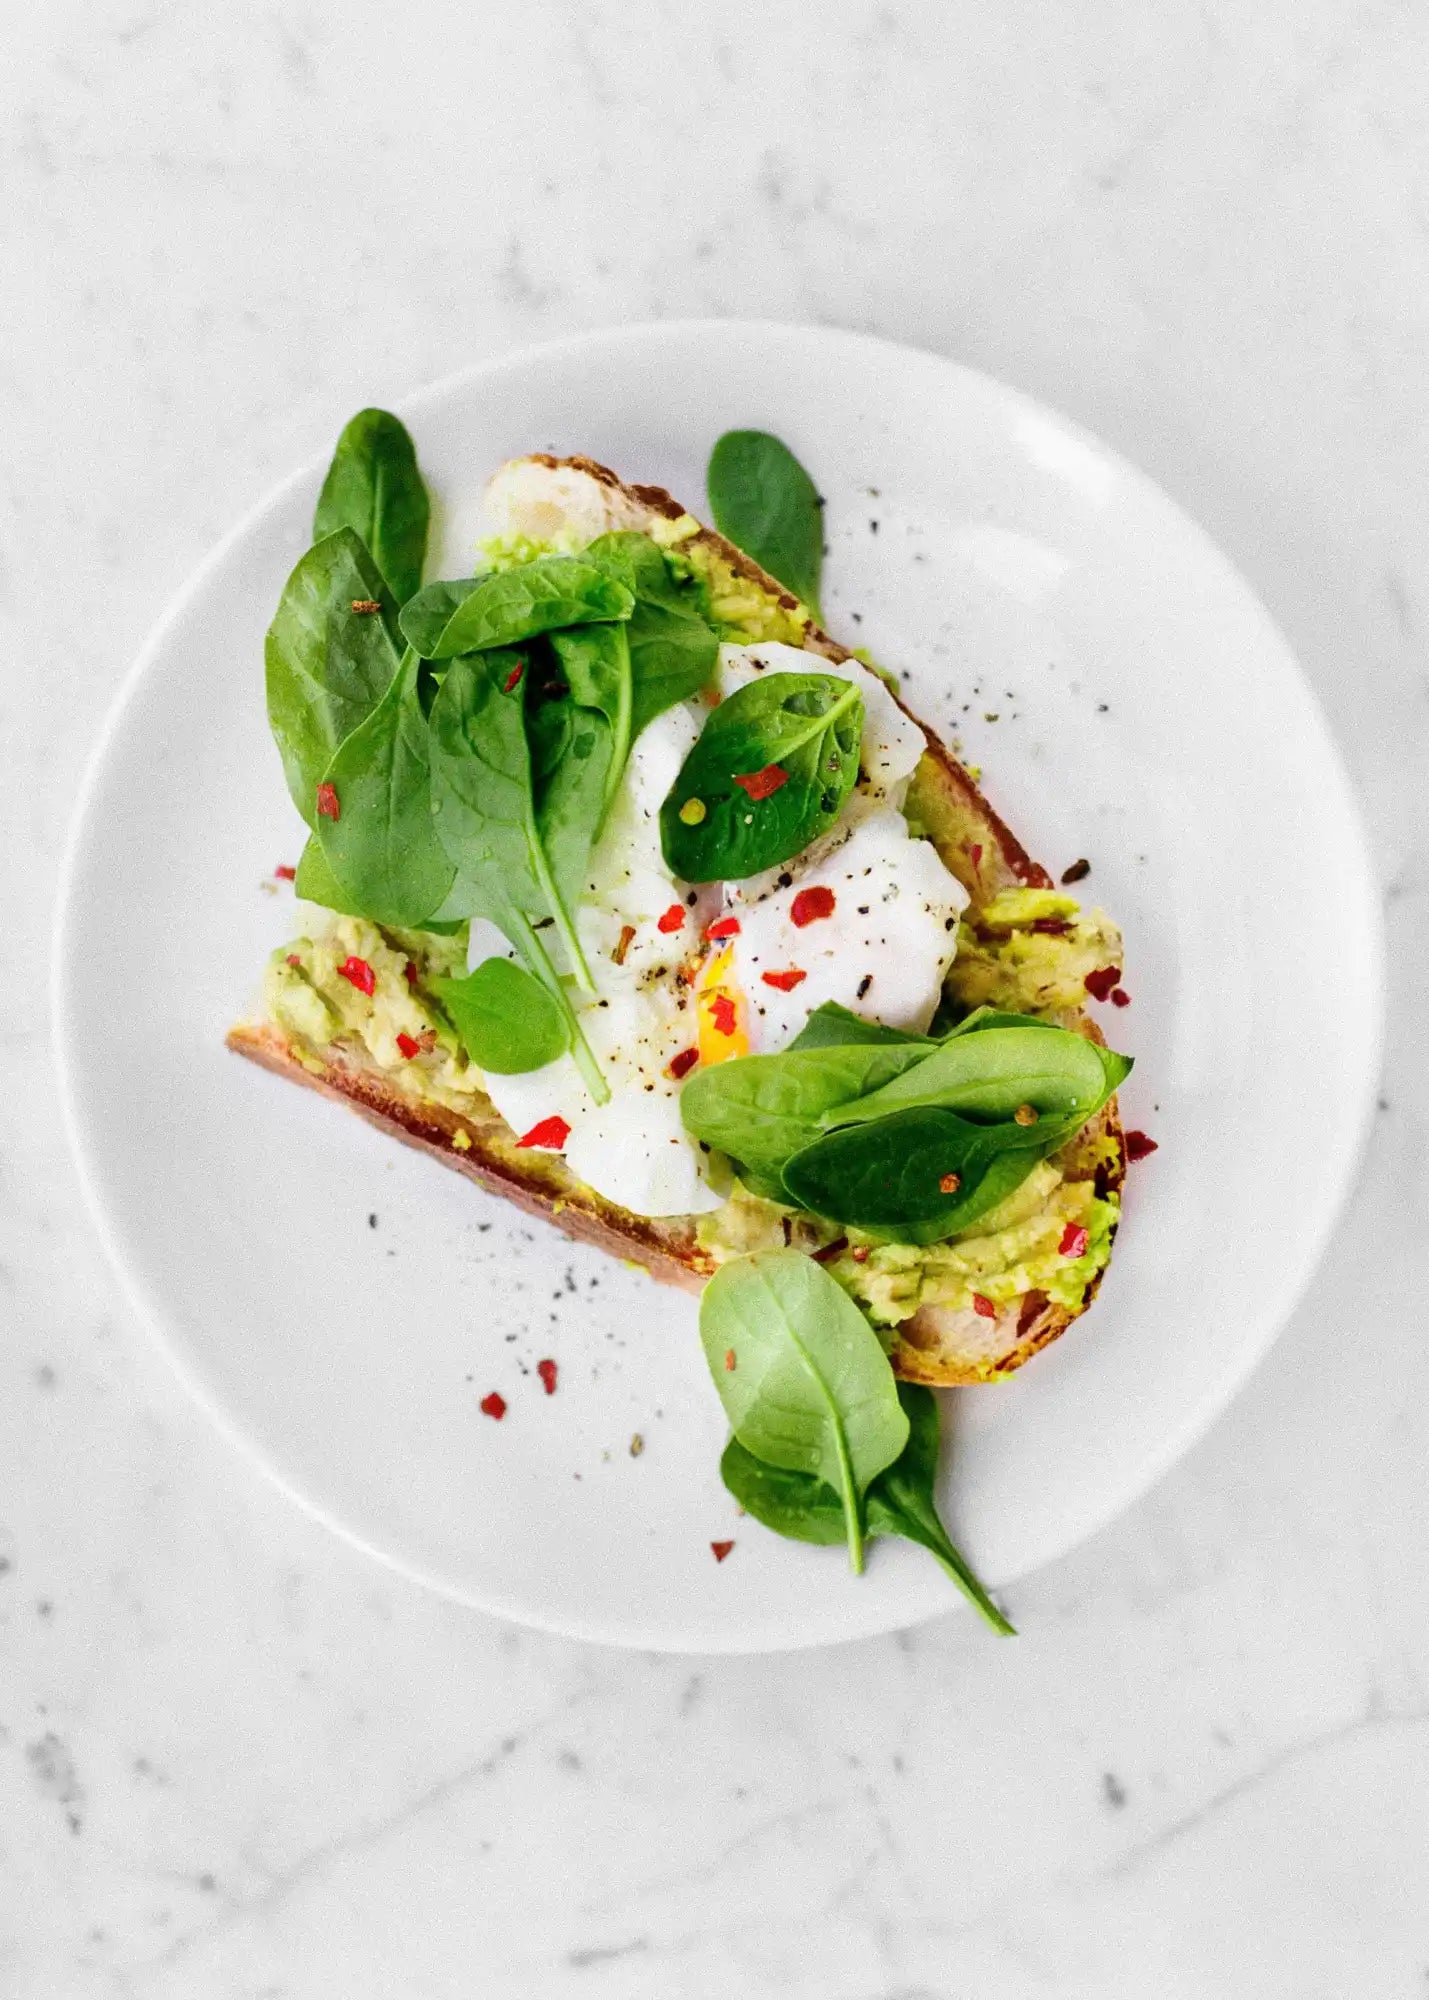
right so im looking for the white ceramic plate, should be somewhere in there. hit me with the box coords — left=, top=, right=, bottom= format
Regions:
left=54, top=323, right=1382, bottom=1652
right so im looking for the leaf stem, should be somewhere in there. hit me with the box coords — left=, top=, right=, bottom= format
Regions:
left=928, top=1540, right=1016, bottom=1635
left=831, top=1424, right=866, bottom=1576
left=525, top=810, right=599, bottom=998
left=507, top=908, right=610, bottom=1107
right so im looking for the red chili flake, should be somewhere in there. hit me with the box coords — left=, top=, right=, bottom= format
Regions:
left=723, top=1348, right=737, bottom=1371
left=667, top=1046, right=700, bottom=1081
left=350, top=598, right=382, bottom=614
left=1125, top=1130, right=1159, bottom=1162
left=761, top=968, right=807, bottom=992
left=710, top=1540, right=734, bottom=1563
left=479, top=1391, right=507, bottom=1420
left=969, top=844, right=984, bottom=869
left=790, top=885, right=836, bottom=928
left=710, top=993, right=738, bottom=1037
left=502, top=659, right=526, bottom=694
left=657, top=904, right=686, bottom=935
left=516, top=1115, right=572, bottom=1150
left=537, top=1358, right=558, bottom=1396
left=337, top=955, right=376, bottom=996
left=850, top=1245, right=870, bottom=1264
left=285, top=953, right=302, bottom=968
left=971, top=1293, right=997, bottom=1320
left=939, top=1172, right=962, bottom=1195
left=811, top=1238, right=850, bottom=1264
left=1084, top=964, right=1122, bottom=1003
left=396, top=1032, right=421, bottom=1060
left=274, top=863, right=296, bottom=881
left=315, top=782, right=340, bottom=821
left=732, top=763, right=789, bottom=801
left=1030, top=917, right=1072, bottom=935
left=706, top=916, right=741, bottom=941
left=1111, top=987, right=1131, bottom=1008
left=1059, top=1221, right=1090, bottom=1258
left=403, top=961, right=418, bottom=987
left=612, top=923, right=637, bottom=966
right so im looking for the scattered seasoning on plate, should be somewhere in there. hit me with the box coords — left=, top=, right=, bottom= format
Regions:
left=1125, top=1130, right=1159, bottom=1162
left=612, top=923, right=637, bottom=966
left=315, top=782, right=340, bottom=821
left=667, top=1047, right=699, bottom=1081
left=1014, top=1103, right=1039, bottom=1127
left=537, top=1358, right=558, bottom=1396
left=1084, top=965, right=1122, bottom=1003
left=657, top=904, right=686, bottom=935
left=629, top=1433, right=644, bottom=1457
left=710, top=995, right=738, bottom=1037
left=395, top=1032, right=421, bottom=1060
left=1111, top=987, right=1131, bottom=1008
left=350, top=598, right=382, bottom=614
left=1061, top=858, right=1091, bottom=884
left=274, top=863, right=296, bottom=881
left=710, top=1540, right=734, bottom=1563
left=479, top=1391, right=507, bottom=1420
left=732, top=764, right=789, bottom=801
left=723, top=1348, right=737, bottom=1371
left=337, top=955, right=376, bottom=996
left=761, top=968, right=807, bottom=992
left=856, top=974, right=873, bottom=1000
left=939, top=1172, right=961, bottom=1194
left=790, top=885, right=836, bottom=927
left=706, top=916, right=741, bottom=940
left=516, top=1115, right=572, bottom=1150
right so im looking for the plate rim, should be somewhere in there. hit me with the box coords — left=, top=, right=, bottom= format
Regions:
left=50, top=318, right=1387, bottom=1652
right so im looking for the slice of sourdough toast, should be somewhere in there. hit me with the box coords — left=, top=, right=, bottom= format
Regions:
left=230, top=455, right=1126, bottom=1384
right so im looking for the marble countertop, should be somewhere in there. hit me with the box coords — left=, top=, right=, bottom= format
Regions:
left=4, top=2, right=1427, bottom=1994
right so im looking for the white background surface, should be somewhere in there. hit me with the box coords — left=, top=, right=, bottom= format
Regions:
left=3, top=2, right=1426, bottom=1994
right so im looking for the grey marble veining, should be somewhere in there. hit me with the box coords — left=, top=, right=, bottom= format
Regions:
left=3, top=1, right=1428, bottom=1994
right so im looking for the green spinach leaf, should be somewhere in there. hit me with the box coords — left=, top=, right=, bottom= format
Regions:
left=707, top=430, right=824, bottom=617
left=293, top=831, right=364, bottom=915
left=721, top=1384, right=1013, bottom=1633
left=313, top=647, right=456, bottom=928
left=699, top=1250, right=909, bottom=1573
left=823, top=1025, right=1127, bottom=1131
left=264, top=529, right=401, bottom=826
left=399, top=578, right=480, bottom=658
left=781, top=1113, right=1044, bottom=1243
left=548, top=622, right=632, bottom=820
left=313, top=408, right=429, bottom=606
left=583, top=531, right=719, bottom=733
left=426, top=557, right=633, bottom=660
left=680, top=1041, right=932, bottom=1178
left=659, top=672, right=863, bottom=882
left=430, top=957, right=569, bottom=1074
left=788, top=1003, right=933, bottom=1052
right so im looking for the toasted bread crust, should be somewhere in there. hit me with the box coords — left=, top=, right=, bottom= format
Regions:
left=233, top=456, right=1126, bottom=1384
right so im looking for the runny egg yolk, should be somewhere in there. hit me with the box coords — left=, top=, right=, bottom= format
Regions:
left=694, top=943, right=749, bottom=1064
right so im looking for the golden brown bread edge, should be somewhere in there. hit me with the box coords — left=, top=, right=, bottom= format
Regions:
left=229, top=456, right=1126, bottom=1384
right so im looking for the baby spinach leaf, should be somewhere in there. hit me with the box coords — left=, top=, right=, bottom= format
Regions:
left=399, top=578, right=480, bottom=658
left=583, top=531, right=719, bottom=732
left=659, top=672, right=863, bottom=882
left=426, top=557, right=633, bottom=660
left=548, top=622, right=632, bottom=820
left=430, top=957, right=569, bottom=1074
left=783, top=1106, right=999, bottom=1232
left=428, top=649, right=608, bottom=1103
left=680, top=1041, right=932, bottom=1179
left=707, top=430, right=824, bottom=618
left=721, top=1383, right=1013, bottom=1632
left=699, top=1250, right=909, bottom=1573
left=823, top=1025, right=1127, bottom=1131
left=313, top=409, right=429, bottom=606
left=265, top=529, right=401, bottom=826
left=314, top=648, right=455, bottom=928
left=789, top=1003, right=933, bottom=1053
left=293, top=831, right=365, bottom=916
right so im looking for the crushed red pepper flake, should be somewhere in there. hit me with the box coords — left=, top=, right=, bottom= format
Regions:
left=657, top=903, right=686, bottom=935
left=710, top=993, right=738, bottom=1037
left=537, top=1358, right=558, bottom=1396
left=732, top=763, right=789, bottom=801
left=1059, top=1222, right=1090, bottom=1258
left=1111, top=987, right=1131, bottom=1007
left=1125, top=1130, right=1159, bottom=1162
left=723, top=1348, right=736, bottom=1372
left=1061, top=858, right=1091, bottom=884
left=315, top=782, right=340, bottom=821
left=667, top=1046, right=700, bottom=1081
left=502, top=659, right=526, bottom=694
left=1030, top=917, right=1072, bottom=935
left=337, top=955, right=376, bottom=996
left=350, top=598, right=382, bottom=614
left=812, top=1238, right=850, bottom=1264
left=285, top=953, right=302, bottom=968
left=790, top=885, right=836, bottom=927
left=1084, top=964, right=1122, bottom=1003
left=479, top=1391, right=507, bottom=1420
left=850, top=1245, right=870, bottom=1263
left=516, top=1114, right=571, bottom=1150
left=939, top=1172, right=962, bottom=1194
left=1014, top=1103, right=1039, bottom=1126
left=612, top=923, right=637, bottom=966
left=971, top=1293, right=997, bottom=1320
left=274, top=863, right=296, bottom=881
left=395, top=1032, right=421, bottom=1060
left=705, top=915, right=741, bottom=941
left=403, top=961, right=418, bottom=987
left=710, top=1540, right=734, bottom=1563
left=761, top=968, right=807, bottom=992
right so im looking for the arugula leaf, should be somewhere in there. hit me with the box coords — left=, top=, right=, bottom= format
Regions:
left=399, top=578, right=480, bottom=658
left=660, top=672, right=863, bottom=882
left=721, top=1384, right=1013, bottom=1633
left=679, top=1041, right=932, bottom=1179
left=265, top=529, right=401, bottom=826
left=314, top=648, right=456, bottom=928
left=707, top=430, right=824, bottom=618
left=430, top=958, right=569, bottom=1074
left=788, top=1003, right=933, bottom=1052
left=426, top=557, right=633, bottom=660
left=313, top=409, right=429, bottom=606
left=428, top=649, right=608, bottom=1102
left=699, top=1251, right=909, bottom=1573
